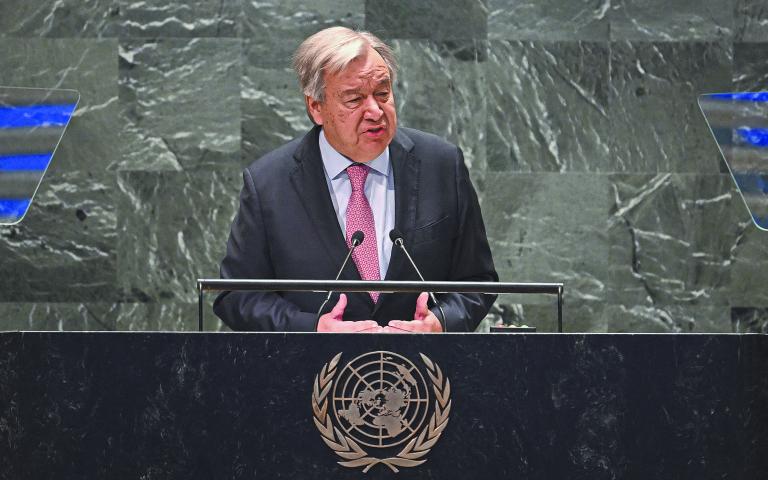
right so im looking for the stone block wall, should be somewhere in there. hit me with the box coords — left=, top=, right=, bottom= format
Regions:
left=0, top=0, right=766, bottom=332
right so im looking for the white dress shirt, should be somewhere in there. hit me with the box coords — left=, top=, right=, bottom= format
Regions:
left=319, top=129, right=395, bottom=277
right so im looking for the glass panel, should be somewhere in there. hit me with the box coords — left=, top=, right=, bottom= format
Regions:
left=0, top=86, right=79, bottom=225
left=699, top=92, right=768, bottom=231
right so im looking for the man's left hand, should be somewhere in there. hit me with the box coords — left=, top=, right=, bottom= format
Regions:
left=386, top=292, right=443, bottom=333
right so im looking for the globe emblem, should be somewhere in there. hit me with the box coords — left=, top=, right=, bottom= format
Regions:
left=332, top=351, right=430, bottom=448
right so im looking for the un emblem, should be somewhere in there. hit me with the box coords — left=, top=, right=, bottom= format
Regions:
left=312, top=351, right=451, bottom=473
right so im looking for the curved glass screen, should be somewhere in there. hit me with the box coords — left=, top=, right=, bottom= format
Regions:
left=0, top=86, right=79, bottom=224
left=699, top=92, right=768, bottom=231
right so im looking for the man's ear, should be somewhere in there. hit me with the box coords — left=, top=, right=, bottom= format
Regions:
left=305, top=95, right=323, bottom=126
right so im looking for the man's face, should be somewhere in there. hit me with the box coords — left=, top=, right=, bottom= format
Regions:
left=307, top=46, right=397, bottom=163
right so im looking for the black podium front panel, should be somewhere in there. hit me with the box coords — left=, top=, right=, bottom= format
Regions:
left=1, top=332, right=766, bottom=479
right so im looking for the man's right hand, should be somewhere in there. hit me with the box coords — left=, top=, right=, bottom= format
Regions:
left=317, top=293, right=381, bottom=332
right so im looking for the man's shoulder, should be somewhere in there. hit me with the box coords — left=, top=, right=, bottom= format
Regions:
left=395, top=127, right=456, bottom=154
left=397, top=127, right=458, bottom=159
left=244, top=134, right=306, bottom=178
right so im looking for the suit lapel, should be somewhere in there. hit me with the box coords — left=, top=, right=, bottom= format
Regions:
left=289, top=127, right=362, bottom=282
left=374, top=129, right=418, bottom=315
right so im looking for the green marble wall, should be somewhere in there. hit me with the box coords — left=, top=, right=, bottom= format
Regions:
left=0, top=0, right=766, bottom=332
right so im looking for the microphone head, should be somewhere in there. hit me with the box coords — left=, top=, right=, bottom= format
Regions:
left=389, top=229, right=404, bottom=245
left=351, top=230, right=365, bottom=246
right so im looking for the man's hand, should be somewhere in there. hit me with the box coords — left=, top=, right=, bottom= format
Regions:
left=317, top=293, right=382, bottom=332
left=385, top=292, right=443, bottom=333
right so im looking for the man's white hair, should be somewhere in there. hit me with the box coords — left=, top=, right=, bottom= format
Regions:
left=292, top=26, right=397, bottom=102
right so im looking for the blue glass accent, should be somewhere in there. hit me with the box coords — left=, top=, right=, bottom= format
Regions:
left=733, top=173, right=768, bottom=194
left=0, top=104, right=77, bottom=129
left=0, top=153, right=52, bottom=171
left=709, top=92, right=768, bottom=102
left=0, top=198, right=30, bottom=219
left=736, top=127, right=768, bottom=148
left=753, top=213, right=768, bottom=230
left=711, top=127, right=732, bottom=147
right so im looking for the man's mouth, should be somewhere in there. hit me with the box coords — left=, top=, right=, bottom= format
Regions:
left=363, top=126, right=386, bottom=137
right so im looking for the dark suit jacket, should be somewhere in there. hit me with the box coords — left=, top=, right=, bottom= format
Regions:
left=213, top=126, right=498, bottom=331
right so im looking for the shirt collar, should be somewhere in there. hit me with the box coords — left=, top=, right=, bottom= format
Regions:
left=319, top=129, right=390, bottom=180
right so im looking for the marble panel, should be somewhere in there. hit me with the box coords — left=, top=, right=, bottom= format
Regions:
left=560, top=301, right=608, bottom=332
left=0, top=176, right=116, bottom=302
left=610, top=0, right=733, bottom=41
left=0, top=39, right=119, bottom=174
left=603, top=303, right=731, bottom=332
left=734, top=42, right=768, bottom=91
left=118, top=38, right=241, bottom=171
left=241, top=40, right=313, bottom=165
left=45, top=152, right=120, bottom=282
left=735, top=0, right=768, bottom=42
left=242, top=0, right=364, bottom=41
left=118, top=112, right=186, bottom=172
left=240, top=35, right=302, bottom=70
left=609, top=42, right=732, bottom=173
left=0, top=39, right=119, bottom=302
left=468, top=170, right=490, bottom=212
left=483, top=173, right=611, bottom=303
left=0, top=0, right=118, bottom=37
left=486, top=41, right=611, bottom=172
left=730, top=223, right=768, bottom=306
left=488, top=299, right=606, bottom=332
left=129, top=301, right=230, bottom=331
left=120, top=0, right=240, bottom=37
left=92, top=302, right=205, bottom=331
left=0, top=302, right=223, bottom=332
left=0, top=303, right=99, bottom=331
left=116, top=170, right=241, bottom=303
left=488, top=0, right=609, bottom=41
left=364, top=0, right=488, bottom=40
left=731, top=307, right=768, bottom=333
left=607, top=174, right=743, bottom=307
left=393, top=40, right=487, bottom=170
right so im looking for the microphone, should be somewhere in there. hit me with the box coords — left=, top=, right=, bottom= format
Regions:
left=389, top=229, right=447, bottom=332
left=313, top=230, right=365, bottom=330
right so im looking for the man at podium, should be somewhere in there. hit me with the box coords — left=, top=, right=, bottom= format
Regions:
left=214, top=27, right=497, bottom=333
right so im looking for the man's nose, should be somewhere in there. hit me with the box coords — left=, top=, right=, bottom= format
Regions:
left=362, top=95, right=383, bottom=120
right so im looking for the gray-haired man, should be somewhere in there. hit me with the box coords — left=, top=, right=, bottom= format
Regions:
left=214, top=27, right=497, bottom=333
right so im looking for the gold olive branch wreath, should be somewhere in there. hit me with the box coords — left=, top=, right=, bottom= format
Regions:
left=312, top=352, right=452, bottom=473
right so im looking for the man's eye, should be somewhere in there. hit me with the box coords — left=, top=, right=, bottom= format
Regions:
left=346, top=97, right=362, bottom=105
left=376, top=91, right=390, bottom=99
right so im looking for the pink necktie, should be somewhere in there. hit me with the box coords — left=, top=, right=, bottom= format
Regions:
left=345, top=164, right=380, bottom=303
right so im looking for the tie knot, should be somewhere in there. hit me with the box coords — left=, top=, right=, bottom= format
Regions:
left=347, top=164, right=369, bottom=192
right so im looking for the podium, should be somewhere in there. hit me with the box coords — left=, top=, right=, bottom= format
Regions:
left=1, top=331, right=766, bottom=479
left=196, top=279, right=565, bottom=331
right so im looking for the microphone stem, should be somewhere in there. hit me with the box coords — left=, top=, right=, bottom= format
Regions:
left=396, top=241, right=447, bottom=332
left=334, top=245, right=357, bottom=283
left=314, top=242, right=358, bottom=328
